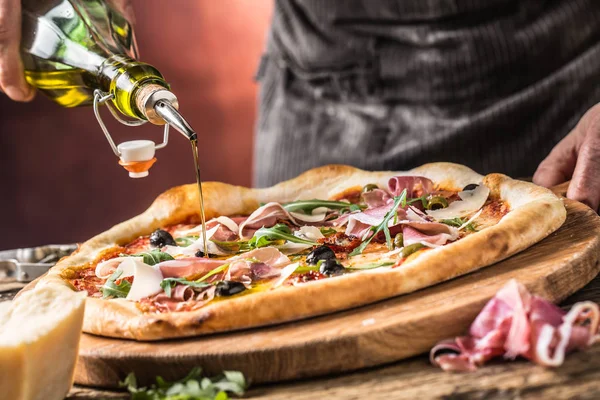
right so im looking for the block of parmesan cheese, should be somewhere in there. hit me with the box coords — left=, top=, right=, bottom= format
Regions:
left=0, top=285, right=86, bottom=400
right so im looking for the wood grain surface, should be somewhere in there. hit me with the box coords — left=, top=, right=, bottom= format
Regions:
left=7, top=271, right=600, bottom=400
left=71, top=197, right=600, bottom=389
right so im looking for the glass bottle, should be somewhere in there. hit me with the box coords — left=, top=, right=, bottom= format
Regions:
left=20, top=0, right=196, bottom=160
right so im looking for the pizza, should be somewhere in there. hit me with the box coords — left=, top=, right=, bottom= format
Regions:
left=37, top=163, right=566, bottom=340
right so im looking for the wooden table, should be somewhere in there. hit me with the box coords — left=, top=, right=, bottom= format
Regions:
left=2, top=273, right=600, bottom=400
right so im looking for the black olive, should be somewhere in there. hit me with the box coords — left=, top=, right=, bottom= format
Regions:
left=463, top=183, right=479, bottom=191
left=215, top=281, right=246, bottom=297
left=319, top=259, right=345, bottom=276
left=149, top=229, right=176, bottom=247
left=194, top=250, right=215, bottom=258
left=306, top=245, right=336, bottom=265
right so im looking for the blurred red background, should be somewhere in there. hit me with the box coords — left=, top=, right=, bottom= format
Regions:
left=0, top=0, right=273, bottom=250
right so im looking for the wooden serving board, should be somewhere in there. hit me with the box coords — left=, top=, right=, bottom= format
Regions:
left=61, top=192, right=600, bottom=388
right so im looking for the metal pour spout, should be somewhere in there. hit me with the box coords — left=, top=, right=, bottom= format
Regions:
left=154, top=100, right=197, bottom=141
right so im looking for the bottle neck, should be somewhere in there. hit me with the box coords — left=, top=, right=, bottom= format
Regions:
left=98, top=55, right=173, bottom=122
left=97, top=55, right=196, bottom=139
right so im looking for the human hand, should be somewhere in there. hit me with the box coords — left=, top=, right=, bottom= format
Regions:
left=0, top=0, right=35, bottom=101
left=533, top=103, right=600, bottom=211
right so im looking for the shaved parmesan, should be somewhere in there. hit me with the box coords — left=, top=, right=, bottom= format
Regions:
left=294, top=226, right=325, bottom=241
left=426, top=184, right=490, bottom=220
left=272, top=262, right=300, bottom=288
left=311, top=206, right=330, bottom=215
left=177, top=216, right=239, bottom=236
left=276, top=242, right=314, bottom=255
left=116, top=258, right=164, bottom=301
left=214, top=216, right=240, bottom=234
left=228, top=247, right=291, bottom=268
left=95, top=256, right=143, bottom=279
left=164, top=225, right=228, bottom=256
left=289, top=205, right=330, bottom=223
left=289, top=210, right=328, bottom=223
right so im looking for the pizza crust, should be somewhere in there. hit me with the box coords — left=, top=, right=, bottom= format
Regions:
left=37, top=163, right=566, bottom=340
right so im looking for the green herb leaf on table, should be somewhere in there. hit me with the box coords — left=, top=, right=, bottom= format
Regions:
left=100, top=270, right=131, bottom=299
left=121, top=367, right=247, bottom=400
left=248, top=224, right=317, bottom=249
left=349, top=189, right=408, bottom=257
left=160, top=278, right=211, bottom=298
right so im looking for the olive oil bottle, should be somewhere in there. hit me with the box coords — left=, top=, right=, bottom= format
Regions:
left=21, top=0, right=209, bottom=253
left=21, top=0, right=175, bottom=121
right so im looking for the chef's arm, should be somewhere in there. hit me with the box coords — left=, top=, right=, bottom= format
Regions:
left=534, top=103, right=600, bottom=212
left=0, top=0, right=34, bottom=101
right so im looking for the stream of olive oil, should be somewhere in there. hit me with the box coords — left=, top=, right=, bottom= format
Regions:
left=191, top=139, right=209, bottom=258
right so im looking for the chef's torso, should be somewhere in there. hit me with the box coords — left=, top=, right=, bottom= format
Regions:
left=254, top=0, right=600, bottom=187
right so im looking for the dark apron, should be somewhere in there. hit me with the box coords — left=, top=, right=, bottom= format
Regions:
left=254, top=0, right=600, bottom=187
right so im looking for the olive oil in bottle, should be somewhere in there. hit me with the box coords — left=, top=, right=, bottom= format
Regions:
left=21, top=0, right=173, bottom=121
left=20, top=0, right=209, bottom=253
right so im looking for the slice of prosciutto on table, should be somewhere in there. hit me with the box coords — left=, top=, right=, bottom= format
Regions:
left=430, top=279, right=600, bottom=371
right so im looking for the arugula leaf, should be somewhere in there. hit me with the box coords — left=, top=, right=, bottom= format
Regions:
left=407, top=195, right=428, bottom=209
left=210, top=239, right=251, bottom=253
left=121, top=367, right=247, bottom=400
left=282, top=199, right=360, bottom=214
left=319, top=227, right=337, bottom=236
left=294, top=264, right=320, bottom=274
left=100, top=270, right=131, bottom=299
left=160, top=278, right=211, bottom=298
left=124, top=250, right=174, bottom=266
left=197, top=264, right=230, bottom=282
left=221, top=371, right=246, bottom=394
left=248, top=224, right=316, bottom=249
left=349, top=190, right=407, bottom=256
left=441, top=217, right=463, bottom=227
left=176, top=236, right=199, bottom=247
left=441, top=217, right=477, bottom=232
left=346, top=261, right=395, bottom=270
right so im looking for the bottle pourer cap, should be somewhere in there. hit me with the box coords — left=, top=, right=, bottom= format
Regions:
left=117, top=140, right=157, bottom=178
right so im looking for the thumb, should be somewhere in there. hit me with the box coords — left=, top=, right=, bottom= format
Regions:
left=533, top=132, right=577, bottom=188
